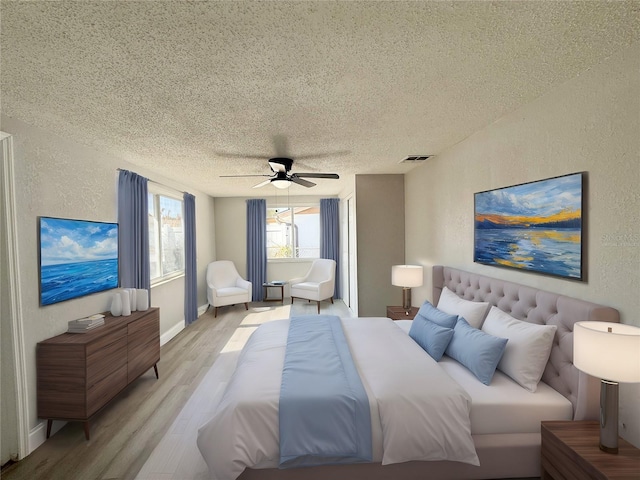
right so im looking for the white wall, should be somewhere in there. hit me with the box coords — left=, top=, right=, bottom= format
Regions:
left=0, top=115, right=217, bottom=451
left=405, top=43, right=640, bottom=446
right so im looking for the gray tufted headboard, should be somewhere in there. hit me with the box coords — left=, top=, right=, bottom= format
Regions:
left=433, top=266, right=619, bottom=420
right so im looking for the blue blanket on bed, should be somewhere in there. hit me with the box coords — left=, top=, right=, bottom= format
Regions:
left=278, top=315, right=372, bottom=468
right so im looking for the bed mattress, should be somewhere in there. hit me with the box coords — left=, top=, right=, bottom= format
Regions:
left=439, top=357, right=573, bottom=434
left=394, top=319, right=573, bottom=435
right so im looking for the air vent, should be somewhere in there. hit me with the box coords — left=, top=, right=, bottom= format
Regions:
left=400, top=155, right=432, bottom=163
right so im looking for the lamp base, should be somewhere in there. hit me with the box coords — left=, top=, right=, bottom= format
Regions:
left=402, top=287, right=412, bottom=311
left=599, top=379, right=619, bottom=454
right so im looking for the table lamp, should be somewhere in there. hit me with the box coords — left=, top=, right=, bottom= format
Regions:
left=574, top=321, right=640, bottom=453
left=391, top=265, right=423, bottom=311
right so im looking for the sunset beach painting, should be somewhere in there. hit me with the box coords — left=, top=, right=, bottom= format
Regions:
left=474, top=173, right=584, bottom=280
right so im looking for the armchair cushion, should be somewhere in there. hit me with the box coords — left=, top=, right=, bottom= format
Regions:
left=292, top=281, right=324, bottom=292
left=216, top=287, right=250, bottom=298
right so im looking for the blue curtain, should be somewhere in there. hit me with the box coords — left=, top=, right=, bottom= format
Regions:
left=246, top=199, right=266, bottom=301
left=184, top=193, right=198, bottom=325
left=117, top=169, right=150, bottom=291
left=320, top=198, right=341, bottom=299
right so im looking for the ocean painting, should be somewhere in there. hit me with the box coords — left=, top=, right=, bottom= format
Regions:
left=474, top=173, right=584, bottom=280
left=39, top=217, right=119, bottom=306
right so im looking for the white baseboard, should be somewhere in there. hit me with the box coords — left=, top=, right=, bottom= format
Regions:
left=160, top=319, right=185, bottom=346
left=159, top=304, right=208, bottom=346
left=29, top=419, right=64, bottom=455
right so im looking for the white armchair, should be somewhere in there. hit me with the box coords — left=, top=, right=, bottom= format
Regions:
left=290, top=259, right=336, bottom=314
left=206, top=260, right=252, bottom=318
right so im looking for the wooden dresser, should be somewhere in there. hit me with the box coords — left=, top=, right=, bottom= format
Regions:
left=37, top=308, right=160, bottom=440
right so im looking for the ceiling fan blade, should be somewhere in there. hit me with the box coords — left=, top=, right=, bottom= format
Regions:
left=215, top=152, right=273, bottom=160
left=293, top=173, right=339, bottom=179
left=290, top=177, right=316, bottom=188
left=219, top=174, right=272, bottom=178
left=252, top=179, right=273, bottom=188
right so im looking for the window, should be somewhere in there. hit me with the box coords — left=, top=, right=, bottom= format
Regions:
left=267, top=206, right=320, bottom=259
left=148, top=188, right=185, bottom=282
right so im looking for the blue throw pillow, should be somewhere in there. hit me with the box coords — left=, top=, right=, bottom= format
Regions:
left=416, top=301, right=458, bottom=329
left=409, top=316, right=455, bottom=361
left=445, top=317, right=508, bottom=385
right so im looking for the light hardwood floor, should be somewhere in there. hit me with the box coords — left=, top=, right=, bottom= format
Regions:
left=2, top=299, right=352, bottom=480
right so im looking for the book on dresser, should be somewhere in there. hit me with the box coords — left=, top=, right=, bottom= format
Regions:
left=77, top=313, right=106, bottom=322
left=37, top=308, right=160, bottom=440
left=67, top=315, right=105, bottom=332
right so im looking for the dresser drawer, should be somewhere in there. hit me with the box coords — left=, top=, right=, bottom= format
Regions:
left=87, top=335, right=128, bottom=387
left=86, top=326, right=126, bottom=357
left=128, top=310, right=160, bottom=381
left=128, top=311, right=159, bottom=337
left=87, top=364, right=128, bottom=416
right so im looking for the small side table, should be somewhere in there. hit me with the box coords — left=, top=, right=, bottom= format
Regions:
left=386, top=306, right=419, bottom=320
left=263, top=282, right=286, bottom=303
left=541, top=420, right=640, bottom=479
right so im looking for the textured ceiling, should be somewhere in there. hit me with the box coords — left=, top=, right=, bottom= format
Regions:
left=2, top=1, right=639, bottom=197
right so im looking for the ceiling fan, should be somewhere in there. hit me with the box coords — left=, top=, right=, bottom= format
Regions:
left=220, top=157, right=339, bottom=189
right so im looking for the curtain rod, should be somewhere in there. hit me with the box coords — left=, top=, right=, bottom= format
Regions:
left=117, top=168, right=188, bottom=195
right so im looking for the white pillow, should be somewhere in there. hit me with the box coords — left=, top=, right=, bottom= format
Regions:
left=481, top=306, right=557, bottom=392
left=437, top=287, right=490, bottom=328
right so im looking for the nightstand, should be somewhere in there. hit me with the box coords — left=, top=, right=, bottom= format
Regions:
left=541, top=421, right=640, bottom=479
left=386, top=306, right=419, bottom=320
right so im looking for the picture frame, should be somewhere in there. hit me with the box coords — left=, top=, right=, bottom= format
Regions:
left=474, top=172, right=585, bottom=280
left=39, top=216, right=119, bottom=306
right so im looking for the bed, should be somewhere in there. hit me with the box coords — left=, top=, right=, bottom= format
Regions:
left=197, top=265, right=619, bottom=480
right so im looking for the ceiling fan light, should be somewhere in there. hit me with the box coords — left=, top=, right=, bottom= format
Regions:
left=271, top=178, right=291, bottom=189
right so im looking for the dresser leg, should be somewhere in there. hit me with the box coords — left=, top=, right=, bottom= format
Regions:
left=154, top=363, right=159, bottom=379
left=83, top=422, right=90, bottom=440
left=46, top=419, right=52, bottom=439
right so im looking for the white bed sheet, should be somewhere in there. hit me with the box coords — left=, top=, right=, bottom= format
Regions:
left=394, top=318, right=573, bottom=435
left=438, top=356, right=573, bottom=435
left=197, top=317, right=478, bottom=480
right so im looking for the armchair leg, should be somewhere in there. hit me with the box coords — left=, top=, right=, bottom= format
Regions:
left=317, top=301, right=320, bottom=314
left=330, top=297, right=334, bottom=304
left=205, top=304, right=211, bottom=313
left=244, top=302, right=248, bottom=310
left=214, top=307, right=218, bottom=318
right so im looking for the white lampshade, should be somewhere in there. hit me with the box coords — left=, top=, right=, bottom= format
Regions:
left=574, top=321, right=640, bottom=383
left=391, top=265, right=423, bottom=288
left=271, top=179, right=291, bottom=189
